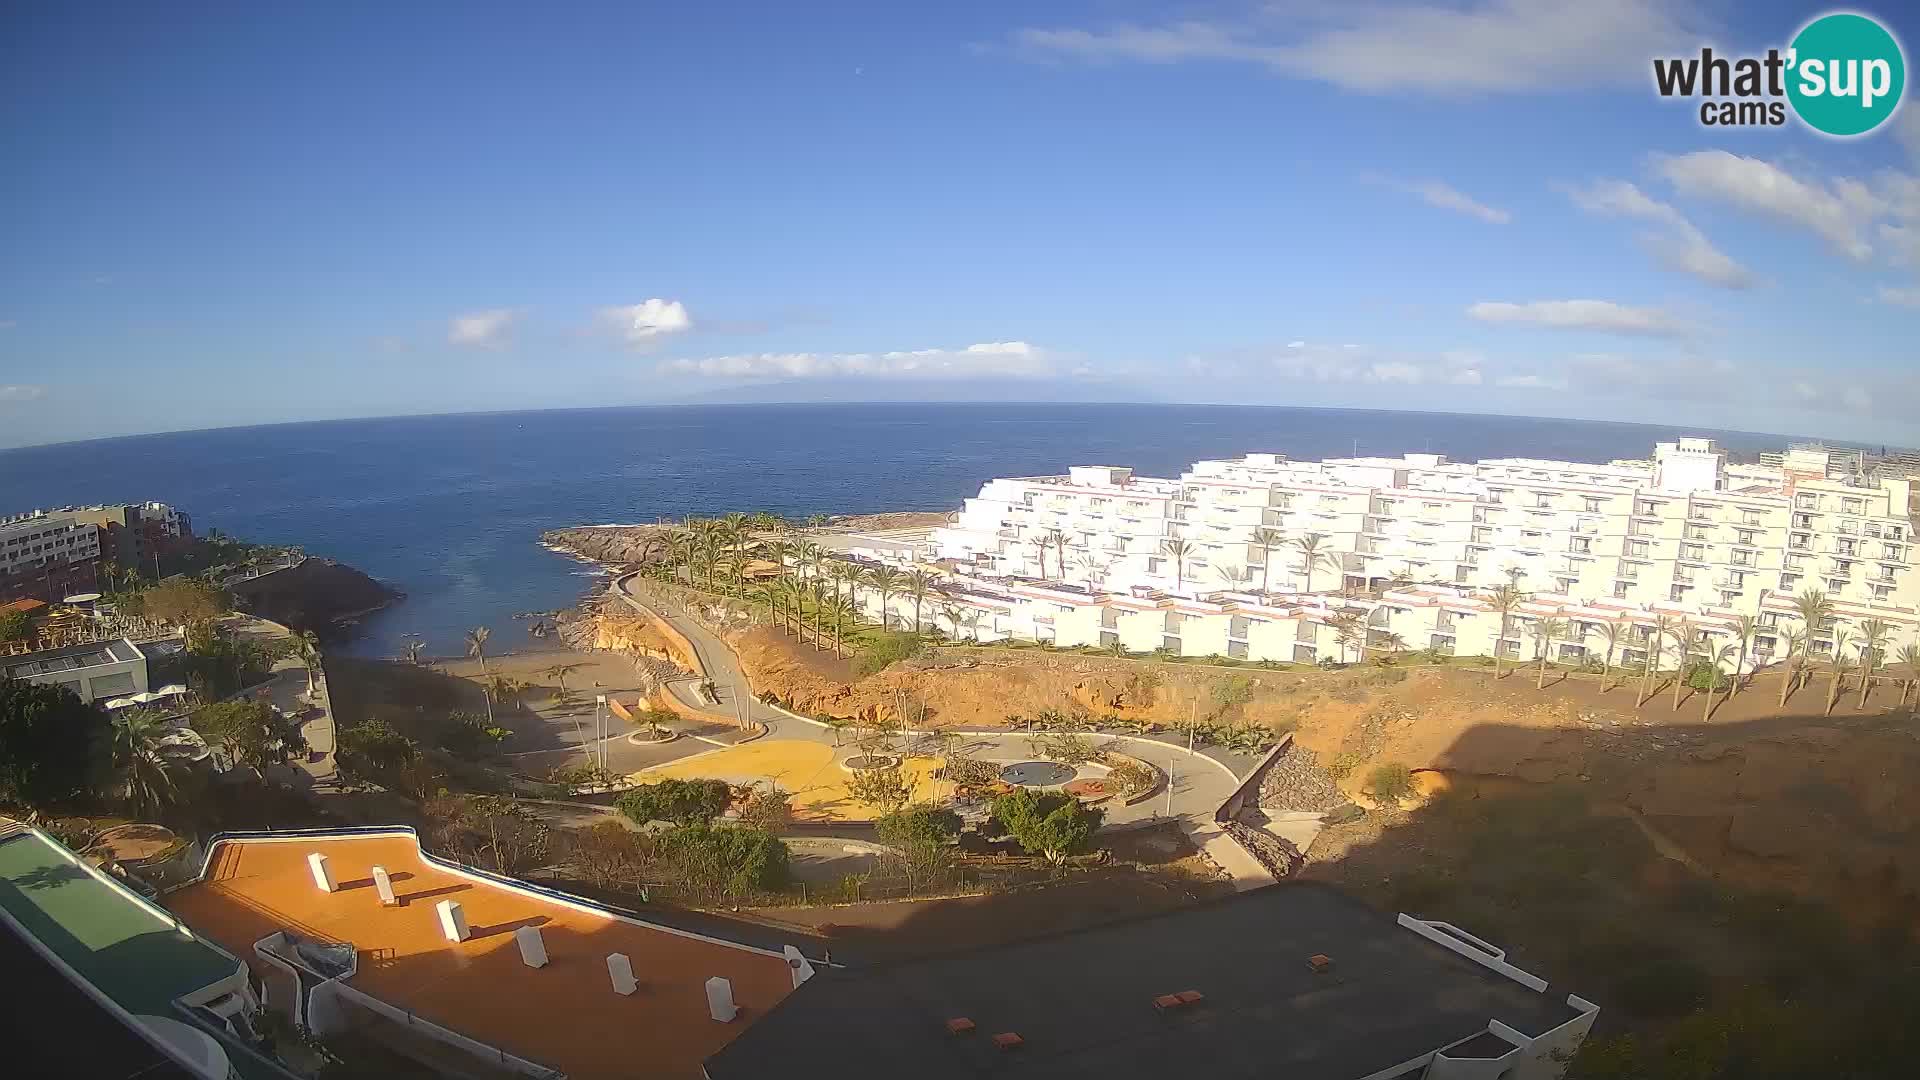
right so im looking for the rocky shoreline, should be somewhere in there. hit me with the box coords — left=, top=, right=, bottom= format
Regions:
left=228, top=557, right=404, bottom=637
left=539, top=510, right=949, bottom=569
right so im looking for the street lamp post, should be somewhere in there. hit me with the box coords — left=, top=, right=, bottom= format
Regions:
left=594, top=695, right=608, bottom=773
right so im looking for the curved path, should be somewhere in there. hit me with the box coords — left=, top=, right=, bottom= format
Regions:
left=607, top=573, right=1274, bottom=889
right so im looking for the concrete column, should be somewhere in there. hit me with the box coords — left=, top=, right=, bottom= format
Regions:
left=307, top=853, right=335, bottom=893
left=516, top=925, right=549, bottom=968
left=706, top=976, right=738, bottom=1022
left=435, top=899, right=469, bottom=943
left=607, top=953, right=637, bottom=995
left=371, top=865, right=396, bottom=906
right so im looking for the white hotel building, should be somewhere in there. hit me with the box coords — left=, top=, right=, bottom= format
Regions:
left=834, top=439, right=1919, bottom=673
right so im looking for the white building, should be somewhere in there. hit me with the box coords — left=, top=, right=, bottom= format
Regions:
left=1, top=638, right=150, bottom=703
left=825, top=438, right=1918, bottom=674
left=0, top=513, right=102, bottom=579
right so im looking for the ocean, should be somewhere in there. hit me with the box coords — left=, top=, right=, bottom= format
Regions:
left=0, top=402, right=1794, bottom=658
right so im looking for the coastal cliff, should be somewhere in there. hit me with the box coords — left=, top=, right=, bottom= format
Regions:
left=229, top=557, right=403, bottom=635
left=540, top=511, right=950, bottom=568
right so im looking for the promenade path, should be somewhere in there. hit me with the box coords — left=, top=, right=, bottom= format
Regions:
left=605, top=573, right=1274, bottom=889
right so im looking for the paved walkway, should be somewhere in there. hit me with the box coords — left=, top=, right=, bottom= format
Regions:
left=606, top=573, right=1275, bottom=889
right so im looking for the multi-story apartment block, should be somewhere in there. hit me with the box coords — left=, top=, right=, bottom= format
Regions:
left=0, top=513, right=102, bottom=603
left=59, top=502, right=195, bottom=574
left=838, top=438, right=1918, bottom=673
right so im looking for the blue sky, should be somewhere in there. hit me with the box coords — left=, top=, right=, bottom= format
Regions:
left=3, top=0, right=1918, bottom=449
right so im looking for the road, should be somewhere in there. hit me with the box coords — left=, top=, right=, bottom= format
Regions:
left=605, top=573, right=1275, bottom=889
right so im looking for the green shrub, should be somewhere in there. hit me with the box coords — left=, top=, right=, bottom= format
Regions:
left=1366, top=762, right=1416, bottom=802
left=1684, top=661, right=1729, bottom=691
left=659, top=824, right=790, bottom=893
left=854, top=630, right=925, bottom=676
left=875, top=803, right=961, bottom=850
left=990, top=788, right=1102, bottom=863
left=1325, top=749, right=1367, bottom=780
left=616, top=778, right=732, bottom=826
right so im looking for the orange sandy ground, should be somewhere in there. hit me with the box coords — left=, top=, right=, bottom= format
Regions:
left=166, top=835, right=793, bottom=1080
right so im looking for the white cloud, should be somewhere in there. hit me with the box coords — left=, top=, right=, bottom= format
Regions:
left=1014, top=1, right=1705, bottom=95
left=1877, top=285, right=1920, bottom=308
left=1566, top=179, right=1754, bottom=288
left=1270, top=342, right=1503, bottom=387
left=448, top=308, right=518, bottom=348
left=667, top=340, right=1055, bottom=379
left=1494, top=373, right=1565, bottom=389
left=1377, top=176, right=1510, bottom=223
left=1655, top=151, right=1881, bottom=261
left=599, top=298, right=693, bottom=346
left=0, top=385, right=45, bottom=402
left=1467, top=299, right=1689, bottom=337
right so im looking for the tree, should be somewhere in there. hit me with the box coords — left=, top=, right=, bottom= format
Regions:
left=991, top=788, right=1102, bottom=864
left=1480, top=583, right=1527, bottom=679
left=617, top=778, right=732, bottom=826
left=1824, top=640, right=1855, bottom=717
left=1293, top=533, right=1334, bottom=593
left=543, top=662, right=587, bottom=695
left=1854, top=617, right=1891, bottom=707
left=736, top=785, right=792, bottom=832
left=295, top=629, right=320, bottom=697
left=441, top=710, right=510, bottom=760
left=659, top=823, right=790, bottom=895
left=845, top=762, right=913, bottom=816
left=902, top=568, right=939, bottom=633
left=430, top=795, right=551, bottom=876
left=866, top=565, right=903, bottom=629
left=1214, top=564, right=1254, bottom=590
left=111, top=710, right=178, bottom=816
left=191, top=699, right=308, bottom=772
left=1327, top=611, right=1366, bottom=665
left=1669, top=618, right=1696, bottom=711
left=403, top=635, right=427, bottom=665
left=1027, top=534, right=1054, bottom=580
left=875, top=802, right=960, bottom=850
left=1700, top=642, right=1739, bottom=722
left=335, top=718, right=424, bottom=795
left=1159, top=538, right=1195, bottom=593
left=1073, top=552, right=1105, bottom=592
left=0, top=608, right=30, bottom=643
left=1782, top=589, right=1833, bottom=707
left=1531, top=617, right=1568, bottom=689
left=0, top=678, right=106, bottom=809
left=1595, top=619, right=1625, bottom=691
left=1898, top=643, right=1920, bottom=706
left=1249, top=528, right=1286, bottom=595
left=1728, top=614, right=1758, bottom=697
left=1639, top=615, right=1672, bottom=707
left=464, top=626, right=492, bottom=673
left=139, top=577, right=229, bottom=625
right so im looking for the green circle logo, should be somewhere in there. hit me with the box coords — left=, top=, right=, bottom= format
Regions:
left=1786, top=12, right=1906, bottom=136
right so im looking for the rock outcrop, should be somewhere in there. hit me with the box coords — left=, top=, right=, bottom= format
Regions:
left=541, top=526, right=678, bottom=568
left=229, top=558, right=401, bottom=635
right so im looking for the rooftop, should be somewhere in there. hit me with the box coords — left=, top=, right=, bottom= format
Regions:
left=706, top=883, right=1583, bottom=1080
left=1, top=637, right=144, bottom=679
left=165, top=830, right=797, bottom=1080
left=0, top=826, right=248, bottom=1045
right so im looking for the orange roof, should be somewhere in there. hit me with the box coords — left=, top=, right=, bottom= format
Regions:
left=165, top=831, right=795, bottom=1080
left=2, top=598, right=47, bottom=614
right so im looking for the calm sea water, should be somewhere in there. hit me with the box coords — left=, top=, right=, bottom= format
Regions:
left=0, top=403, right=1792, bottom=657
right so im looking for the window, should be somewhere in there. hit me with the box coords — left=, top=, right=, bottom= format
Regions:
left=1796, top=493, right=1820, bottom=509
left=1162, top=635, right=1182, bottom=652
left=1843, top=498, right=1864, bottom=514
left=1584, top=497, right=1604, bottom=513
left=1569, top=537, right=1591, bottom=554
left=1681, top=543, right=1704, bottom=561
left=1612, top=581, right=1629, bottom=598
left=1635, top=499, right=1658, bottom=515
left=1535, top=493, right=1554, bottom=508
left=1627, top=539, right=1650, bottom=557
left=1100, top=631, right=1119, bottom=649
left=1670, top=584, right=1687, bottom=602
left=1685, top=525, right=1709, bottom=540
left=1735, top=529, right=1757, bottom=545
left=1780, top=573, right=1801, bottom=590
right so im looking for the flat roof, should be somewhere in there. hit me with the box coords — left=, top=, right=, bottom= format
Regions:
left=706, top=883, right=1581, bottom=1080
left=0, top=827, right=245, bottom=1024
left=166, top=831, right=796, bottom=1080
left=1, top=637, right=143, bottom=678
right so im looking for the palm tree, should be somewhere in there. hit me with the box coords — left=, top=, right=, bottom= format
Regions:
left=1248, top=528, right=1286, bottom=595
left=827, top=561, right=854, bottom=611
left=1595, top=620, right=1625, bottom=691
left=1027, top=534, right=1054, bottom=580
left=1782, top=589, right=1833, bottom=706
left=1700, top=641, right=1739, bottom=721
left=960, top=609, right=985, bottom=643
left=866, top=565, right=903, bottom=630
left=903, top=569, right=939, bottom=633
left=1825, top=638, right=1855, bottom=716
left=544, top=661, right=587, bottom=696
left=808, top=579, right=834, bottom=649
left=1638, top=615, right=1673, bottom=707
left=1855, top=617, right=1891, bottom=707
left=1213, top=564, right=1254, bottom=590
left=403, top=635, right=427, bottom=665
left=1293, top=534, right=1333, bottom=593
left=1531, top=617, right=1568, bottom=689
left=1046, top=528, right=1070, bottom=580
left=938, top=603, right=965, bottom=640
left=1669, top=618, right=1696, bottom=711
left=465, top=626, right=492, bottom=674
left=1481, top=583, right=1526, bottom=679
left=1073, top=552, right=1105, bottom=592
left=1728, top=614, right=1758, bottom=697
left=667, top=532, right=697, bottom=585
left=1897, top=643, right=1920, bottom=706
left=721, top=512, right=752, bottom=587
left=1327, top=611, right=1366, bottom=664
left=825, top=595, right=855, bottom=657
left=295, top=629, right=320, bottom=697
left=111, top=711, right=177, bottom=816
left=486, top=675, right=523, bottom=706
left=1160, top=538, right=1195, bottom=593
